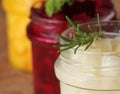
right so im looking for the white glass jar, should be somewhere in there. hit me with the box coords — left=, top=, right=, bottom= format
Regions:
left=55, top=21, right=120, bottom=94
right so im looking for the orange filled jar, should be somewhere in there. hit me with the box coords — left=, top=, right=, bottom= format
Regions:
left=2, top=0, right=45, bottom=72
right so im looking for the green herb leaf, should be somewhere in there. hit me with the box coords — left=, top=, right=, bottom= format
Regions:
left=56, top=14, right=103, bottom=54
left=45, top=0, right=73, bottom=17
left=66, top=16, right=77, bottom=28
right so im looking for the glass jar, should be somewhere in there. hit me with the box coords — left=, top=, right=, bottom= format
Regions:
left=55, top=21, right=120, bottom=94
left=27, top=1, right=115, bottom=94
left=1, top=0, right=37, bottom=72
left=27, top=8, right=68, bottom=94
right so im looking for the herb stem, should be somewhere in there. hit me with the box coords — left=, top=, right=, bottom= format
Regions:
left=56, top=15, right=103, bottom=54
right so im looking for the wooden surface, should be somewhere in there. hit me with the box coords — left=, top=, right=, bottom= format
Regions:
left=0, top=3, right=34, bottom=94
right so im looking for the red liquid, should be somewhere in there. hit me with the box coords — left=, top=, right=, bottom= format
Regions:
left=27, top=0, right=114, bottom=94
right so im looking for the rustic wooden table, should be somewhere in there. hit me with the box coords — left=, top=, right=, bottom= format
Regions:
left=0, top=2, right=34, bottom=94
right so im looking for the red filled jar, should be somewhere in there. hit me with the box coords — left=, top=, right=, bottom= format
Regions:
left=27, top=0, right=115, bottom=94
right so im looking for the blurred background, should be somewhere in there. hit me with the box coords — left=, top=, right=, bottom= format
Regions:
left=0, top=1, right=34, bottom=94
left=0, top=0, right=120, bottom=94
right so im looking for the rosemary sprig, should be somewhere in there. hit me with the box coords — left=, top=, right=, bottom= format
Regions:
left=56, top=14, right=103, bottom=54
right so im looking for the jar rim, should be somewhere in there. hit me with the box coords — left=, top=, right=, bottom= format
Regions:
left=31, top=6, right=115, bottom=24
left=60, top=21, right=120, bottom=55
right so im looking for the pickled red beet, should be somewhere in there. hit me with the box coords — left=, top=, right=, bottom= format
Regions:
left=31, top=0, right=95, bottom=21
left=52, top=13, right=66, bottom=20
left=72, top=13, right=91, bottom=22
